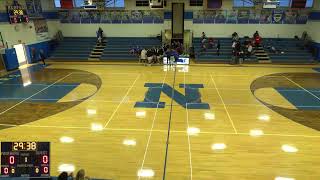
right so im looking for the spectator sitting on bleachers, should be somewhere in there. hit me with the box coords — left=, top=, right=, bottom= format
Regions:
left=246, top=43, right=253, bottom=58
left=76, top=169, right=90, bottom=180
left=172, top=41, right=179, bottom=49
left=200, top=42, right=207, bottom=53
left=267, top=45, right=283, bottom=54
left=201, top=32, right=207, bottom=41
left=146, top=48, right=155, bottom=65
left=242, top=42, right=253, bottom=60
left=232, top=41, right=241, bottom=64
left=254, top=35, right=262, bottom=47
left=232, top=41, right=236, bottom=49
left=301, top=31, right=311, bottom=50
left=176, top=44, right=183, bottom=55
left=156, top=46, right=164, bottom=63
left=140, top=48, right=147, bottom=64
left=208, top=38, right=215, bottom=49
left=170, top=48, right=179, bottom=64
left=97, top=36, right=102, bottom=46
left=232, top=32, right=239, bottom=42
left=129, top=46, right=141, bottom=56
left=243, top=36, right=251, bottom=45
left=253, top=31, right=259, bottom=39
left=58, top=172, right=68, bottom=180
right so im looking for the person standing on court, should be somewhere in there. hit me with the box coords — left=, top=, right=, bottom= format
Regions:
left=216, top=40, right=221, bottom=56
left=39, top=49, right=46, bottom=66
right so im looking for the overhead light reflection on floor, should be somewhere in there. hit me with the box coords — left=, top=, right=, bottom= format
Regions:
left=136, top=111, right=146, bottom=118
left=258, top=114, right=270, bottom=122
left=91, top=123, right=103, bottom=131
left=58, top=164, right=75, bottom=172
left=204, top=112, right=215, bottom=120
left=59, top=136, right=74, bottom=143
left=87, top=109, right=97, bottom=115
left=275, top=177, right=295, bottom=180
left=281, top=144, right=298, bottom=153
left=187, top=127, right=200, bottom=136
left=23, top=80, right=32, bottom=87
left=137, top=169, right=155, bottom=177
left=123, top=139, right=136, bottom=146
left=211, top=143, right=227, bottom=150
left=249, top=129, right=264, bottom=137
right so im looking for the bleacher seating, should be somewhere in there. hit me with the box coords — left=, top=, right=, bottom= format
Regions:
left=100, top=37, right=161, bottom=61
left=193, top=37, right=315, bottom=64
left=49, top=37, right=96, bottom=61
left=193, top=38, right=257, bottom=63
left=193, top=38, right=232, bottom=63
left=263, top=38, right=315, bottom=64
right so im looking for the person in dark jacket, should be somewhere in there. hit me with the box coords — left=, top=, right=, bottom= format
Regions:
left=31, top=48, right=37, bottom=62
left=39, top=49, right=46, bottom=66
left=146, top=48, right=155, bottom=65
left=216, top=40, right=221, bottom=56
left=156, top=46, right=164, bottom=64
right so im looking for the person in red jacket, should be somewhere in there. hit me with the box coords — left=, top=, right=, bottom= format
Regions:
left=254, top=35, right=262, bottom=47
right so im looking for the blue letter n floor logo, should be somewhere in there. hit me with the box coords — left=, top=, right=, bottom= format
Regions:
left=134, top=83, right=210, bottom=109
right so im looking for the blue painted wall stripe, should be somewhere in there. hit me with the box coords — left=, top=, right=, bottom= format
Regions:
left=164, top=11, right=171, bottom=19
left=164, top=11, right=193, bottom=20
left=309, top=12, right=320, bottom=20
left=0, top=12, right=8, bottom=22
left=42, top=11, right=59, bottom=20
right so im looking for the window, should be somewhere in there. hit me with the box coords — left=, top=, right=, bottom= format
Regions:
left=54, top=0, right=61, bottom=8
left=233, top=0, right=254, bottom=7
left=136, top=0, right=149, bottom=7
left=278, top=0, right=290, bottom=7
left=190, top=0, right=203, bottom=6
left=106, top=0, right=125, bottom=8
left=306, top=0, right=314, bottom=7
left=74, top=0, right=84, bottom=7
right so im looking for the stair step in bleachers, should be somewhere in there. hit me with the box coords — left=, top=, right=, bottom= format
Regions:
left=100, top=37, right=161, bottom=61
left=262, top=38, right=315, bottom=64
left=254, top=45, right=270, bottom=62
left=193, top=37, right=239, bottom=63
left=88, top=39, right=107, bottom=60
left=49, top=37, right=96, bottom=61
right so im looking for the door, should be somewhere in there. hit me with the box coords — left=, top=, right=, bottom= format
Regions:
left=172, top=3, right=184, bottom=40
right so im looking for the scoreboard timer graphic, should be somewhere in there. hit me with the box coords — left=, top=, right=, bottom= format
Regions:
left=7, top=5, right=29, bottom=24
left=0, top=142, right=50, bottom=177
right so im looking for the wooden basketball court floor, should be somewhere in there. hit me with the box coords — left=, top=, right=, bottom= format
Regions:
left=1, top=63, right=320, bottom=180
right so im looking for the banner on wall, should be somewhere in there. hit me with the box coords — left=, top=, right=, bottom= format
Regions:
left=272, top=10, right=284, bottom=24
left=226, top=10, right=237, bottom=23
left=237, top=9, right=250, bottom=24
left=248, top=10, right=260, bottom=24
left=296, top=10, right=308, bottom=24
left=215, top=10, right=227, bottom=23
left=59, top=10, right=164, bottom=24
left=58, top=9, right=309, bottom=25
left=259, top=10, right=272, bottom=24
left=25, top=0, right=42, bottom=18
left=33, top=19, right=49, bottom=41
left=284, top=10, right=297, bottom=24
left=61, top=0, right=74, bottom=9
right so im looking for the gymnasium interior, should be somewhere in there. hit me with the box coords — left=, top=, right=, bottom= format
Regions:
left=0, top=0, right=320, bottom=179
